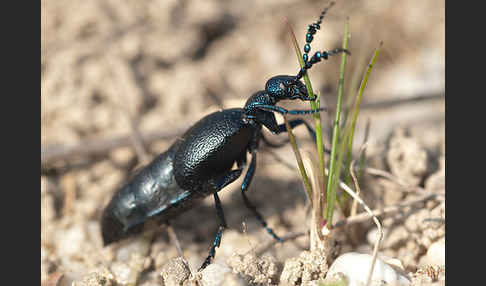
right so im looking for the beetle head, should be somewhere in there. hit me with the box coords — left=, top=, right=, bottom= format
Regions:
left=265, top=75, right=313, bottom=102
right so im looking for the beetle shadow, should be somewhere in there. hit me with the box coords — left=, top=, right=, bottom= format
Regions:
left=168, top=173, right=309, bottom=250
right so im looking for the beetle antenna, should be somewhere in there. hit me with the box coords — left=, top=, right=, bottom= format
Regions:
left=295, top=1, right=351, bottom=80
left=296, top=48, right=350, bottom=80
left=301, top=1, right=335, bottom=65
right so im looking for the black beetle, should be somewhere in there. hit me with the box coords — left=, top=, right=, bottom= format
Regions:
left=101, top=3, right=349, bottom=271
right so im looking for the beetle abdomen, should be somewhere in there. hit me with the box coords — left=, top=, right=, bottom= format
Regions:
left=101, top=146, right=193, bottom=245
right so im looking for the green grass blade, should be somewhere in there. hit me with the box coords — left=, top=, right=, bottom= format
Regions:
left=343, top=42, right=382, bottom=186
left=286, top=19, right=327, bottom=198
left=325, top=18, right=350, bottom=224
left=284, top=116, right=314, bottom=204
left=341, top=51, right=369, bottom=129
left=357, top=119, right=371, bottom=182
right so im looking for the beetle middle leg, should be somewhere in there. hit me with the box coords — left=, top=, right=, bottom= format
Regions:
left=240, top=149, right=283, bottom=242
left=199, top=193, right=227, bottom=271
left=199, top=168, right=243, bottom=271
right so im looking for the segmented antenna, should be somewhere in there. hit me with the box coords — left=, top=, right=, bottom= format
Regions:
left=301, top=1, right=336, bottom=64
left=295, top=1, right=350, bottom=80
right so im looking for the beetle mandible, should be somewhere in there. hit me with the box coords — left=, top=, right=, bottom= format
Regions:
left=101, top=2, right=349, bottom=271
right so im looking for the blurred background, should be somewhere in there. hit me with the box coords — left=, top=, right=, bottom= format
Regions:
left=41, top=0, right=444, bottom=151
left=41, top=0, right=444, bottom=284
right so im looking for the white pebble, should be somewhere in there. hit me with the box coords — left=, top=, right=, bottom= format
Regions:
left=57, top=225, right=86, bottom=257
left=327, top=252, right=411, bottom=286
left=420, top=237, right=445, bottom=266
left=200, top=263, right=231, bottom=286
left=115, top=237, right=151, bottom=261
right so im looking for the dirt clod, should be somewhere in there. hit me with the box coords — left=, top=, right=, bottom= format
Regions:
left=410, top=265, right=445, bottom=285
left=227, top=252, right=280, bottom=285
left=160, top=257, right=191, bottom=286
left=280, top=250, right=328, bottom=286
left=76, top=268, right=115, bottom=286
left=386, top=128, right=429, bottom=187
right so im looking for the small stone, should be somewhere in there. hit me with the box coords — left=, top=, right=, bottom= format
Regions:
left=78, top=268, right=115, bottom=286
left=321, top=272, right=349, bottom=286
left=326, top=252, right=411, bottom=286
left=110, top=254, right=145, bottom=286
left=115, top=237, right=151, bottom=261
left=386, top=128, right=428, bottom=186
left=57, top=225, right=87, bottom=258
left=280, top=249, right=328, bottom=285
left=199, top=263, right=233, bottom=286
left=227, top=252, right=279, bottom=285
left=280, top=256, right=303, bottom=285
left=419, top=237, right=445, bottom=266
left=160, top=257, right=191, bottom=286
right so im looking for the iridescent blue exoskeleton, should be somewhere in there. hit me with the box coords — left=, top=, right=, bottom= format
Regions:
left=101, top=2, right=349, bottom=271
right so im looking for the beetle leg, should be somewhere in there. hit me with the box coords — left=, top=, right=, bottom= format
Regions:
left=275, top=119, right=316, bottom=139
left=261, top=119, right=331, bottom=154
left=241, top=150, right=283, bottom=242
left=255, top=111, right=315, bottom=141
left=253, top=104, right=326, bottom=115
left=214, top=169, right=243, bottom=190
left=199, top=169, right=243, bottom=271
left=263, top=118, right=317, bottom=144
left=199, top=192, right=227, bottom=271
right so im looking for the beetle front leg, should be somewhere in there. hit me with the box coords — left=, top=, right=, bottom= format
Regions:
left=261, top=119, right=331, bottom=154
left=263, top=118, right=317, bottom=144
left=255, top=111, right=317, bottom=143
left=254, top=104, right=326, bottom=115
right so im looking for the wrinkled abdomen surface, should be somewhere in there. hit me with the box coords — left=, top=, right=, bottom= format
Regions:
left=101, top=146, right=199, bottom=245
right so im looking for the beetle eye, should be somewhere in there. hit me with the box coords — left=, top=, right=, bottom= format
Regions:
left=293, top=86, right=299, bottom=96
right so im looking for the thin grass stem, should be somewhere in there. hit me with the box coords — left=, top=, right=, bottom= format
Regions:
left=325, top=19, right=350, bottom=224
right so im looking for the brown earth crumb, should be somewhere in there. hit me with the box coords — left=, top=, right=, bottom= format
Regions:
left=386, top=128, right=429, bottom=187
left=76, top=268, right=115, bottom=286
left=160, top=257, right=191, bottom=286
left=280, top=250, right=328, bottom=286
left=411, top=265, right=445, bottom=285
left=227, top=252, right=280, bottom=285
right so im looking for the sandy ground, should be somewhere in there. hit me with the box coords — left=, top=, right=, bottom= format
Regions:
left=41, top=0, right=445, bottom=285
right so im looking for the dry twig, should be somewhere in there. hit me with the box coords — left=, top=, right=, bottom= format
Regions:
left=41, top=127, right=186, bottom=165
left=333, top=191, right=441, bottom=228
left=364, top=167, right=427, bottom=193
left=349, top=153, right=382, bottom=286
